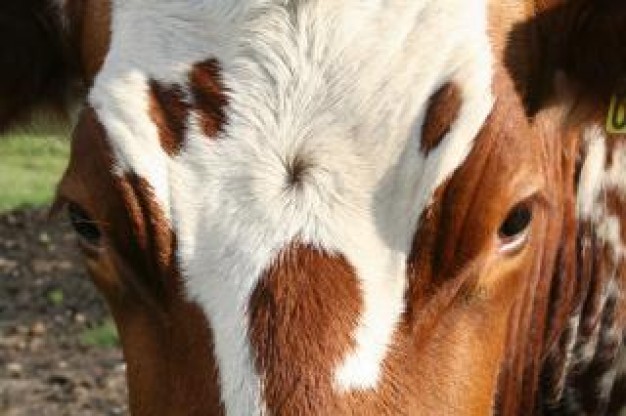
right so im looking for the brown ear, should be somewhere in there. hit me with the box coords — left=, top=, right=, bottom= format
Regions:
left=506, top=0, right=626, bottom=115
left=0, top=0, right=83, bottom=133
left=555, top=1, right=626, bottom=100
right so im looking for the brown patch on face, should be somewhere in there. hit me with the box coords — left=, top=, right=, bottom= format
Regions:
left=189, top=59, right=228, bottom=138
left=249, top=244, right=361, bottom=414
left=57, top=108, right=224, bottom=415
left=149, top=80, right=190, bottom=156
left=421, top=83, right=462, bottom=155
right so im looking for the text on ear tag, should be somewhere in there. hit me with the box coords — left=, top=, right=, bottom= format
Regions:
left=607, top=92, right=626, bottom=134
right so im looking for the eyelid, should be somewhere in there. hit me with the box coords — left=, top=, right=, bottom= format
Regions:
left=513, top=182, right=550, bottom=207
left=526, top=191, right=552, bottom=211
left=500, top=238, right=529, bottom=254
left=506, top=188, right=552, bottom=221
left=499, top=225, right=531, bottom=254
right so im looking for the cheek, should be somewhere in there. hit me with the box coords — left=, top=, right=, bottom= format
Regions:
left=472, top=204, right=548, bottom=305
left=85, top=254, right=122, bottom=298
left=473, top=242, right=539, bottom=308
left=84, top=247, right=136, bottom=307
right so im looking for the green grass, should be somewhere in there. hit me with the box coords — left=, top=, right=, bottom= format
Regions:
left=0, top=134, right=70, bottom=212
left=80, top=319, right=120, bottom=348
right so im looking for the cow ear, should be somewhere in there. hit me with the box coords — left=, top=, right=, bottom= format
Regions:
left=505, top=1, right=626, bottom=116
left=527, top=1, right=626, bottom=112
left=0, top=0, right=83, bottom=133
left=558, top=1, right=626, bottom=101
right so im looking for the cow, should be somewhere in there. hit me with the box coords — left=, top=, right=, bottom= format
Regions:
left=1, top=0, right=625, bottom=414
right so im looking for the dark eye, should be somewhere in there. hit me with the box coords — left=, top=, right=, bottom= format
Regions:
left=498, top=202, right=533, bottom=253
left=67, top=203, right=102, bottom=246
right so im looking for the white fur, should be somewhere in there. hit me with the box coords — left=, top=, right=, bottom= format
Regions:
left=88, top=0, right=495, bottom=413
left=578, top=127, right=607, bottom=220
left=577, top=126, right=626, bottom=260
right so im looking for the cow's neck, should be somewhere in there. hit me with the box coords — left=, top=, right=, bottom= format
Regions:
left=554, top=121, right=626, bottom=413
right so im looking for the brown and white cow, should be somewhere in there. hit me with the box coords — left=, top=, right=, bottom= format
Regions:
left=2, top=0, right=626, bottom=414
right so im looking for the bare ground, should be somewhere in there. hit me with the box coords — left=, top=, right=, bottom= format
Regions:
left=0, top=208, right=128, bottom=415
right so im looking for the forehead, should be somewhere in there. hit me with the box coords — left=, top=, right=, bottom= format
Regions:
left=88, top=0, right=495, bottom=218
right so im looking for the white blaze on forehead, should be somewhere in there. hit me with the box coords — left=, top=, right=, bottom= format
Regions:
left=87, top=0, right=494, bottom=413
left=333, top=0, right=495, bottom=390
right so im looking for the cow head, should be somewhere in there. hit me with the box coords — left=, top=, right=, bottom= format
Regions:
left=2, top=0, right=625, bottom=414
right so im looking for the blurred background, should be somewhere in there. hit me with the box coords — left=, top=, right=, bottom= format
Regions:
left=0, top=130, right=128, bottom=415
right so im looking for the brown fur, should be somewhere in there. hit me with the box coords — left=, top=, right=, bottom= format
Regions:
left=249, top=245, right=362, bottom=414
left=500, top=0, right=626, bottom=115
left=64, top=0, right=111, bottom=83
left=495, top=91, right=583, bottom=415
left=190, top=59, right=228, bottom=138
left=546, top=1, right=626, bottom=102
left=421, top=83, right=462, bottom=155
left=489, top=5, right=626, bottom=408
left=149, top=80, right=190, bottom=156
left=56, top=109, right=224, bottom=415
left=0, top=0, right=112, bottom=132
left=0, top=0, right=81, bottom=132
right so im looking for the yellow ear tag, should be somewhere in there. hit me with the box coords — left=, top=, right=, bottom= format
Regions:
left=607, top=92, right=626, bottom=134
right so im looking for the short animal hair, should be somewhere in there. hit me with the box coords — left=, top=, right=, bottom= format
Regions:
left=0, top=0, right=82, bottom=132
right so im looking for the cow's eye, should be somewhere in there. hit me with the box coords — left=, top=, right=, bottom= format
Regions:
left=498, top=202, right=533, bottom=253
left=67, top=203, right=102, bottom=247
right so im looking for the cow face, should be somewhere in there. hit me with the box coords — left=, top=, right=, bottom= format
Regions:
left=51, top=1, right=550, bottom=414
left=3, top=0, right=625, bottom=415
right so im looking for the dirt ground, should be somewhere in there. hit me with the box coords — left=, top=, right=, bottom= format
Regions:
left=0, top=208, right=128, bottom=415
